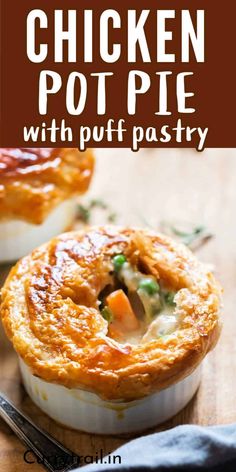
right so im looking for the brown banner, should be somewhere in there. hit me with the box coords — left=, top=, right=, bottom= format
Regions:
left=0, top=0, right=235, bottom=149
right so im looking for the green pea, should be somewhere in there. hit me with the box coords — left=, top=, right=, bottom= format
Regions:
left=113, top=254, right=126, bottom=272
left=138, top=278, right=160, bottom=295
left=101, top=306, right=113, bottom=323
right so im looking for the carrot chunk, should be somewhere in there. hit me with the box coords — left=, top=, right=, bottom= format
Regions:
left=106, top=289, right=140, bottom=332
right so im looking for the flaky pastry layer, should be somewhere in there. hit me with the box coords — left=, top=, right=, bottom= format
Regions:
left=0, top=227, right=222, bottom=401
left=0, top=148, right=94, bottom=224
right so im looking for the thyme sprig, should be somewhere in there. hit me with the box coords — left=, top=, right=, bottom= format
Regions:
left=77, top=198, right=117, bottom=224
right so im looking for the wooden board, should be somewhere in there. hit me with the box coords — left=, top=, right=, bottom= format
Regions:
left=0, top=148, right=236, bottom=471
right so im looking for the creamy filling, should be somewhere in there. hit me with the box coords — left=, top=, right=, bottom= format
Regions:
left=100, top=255, right=180, bottom=345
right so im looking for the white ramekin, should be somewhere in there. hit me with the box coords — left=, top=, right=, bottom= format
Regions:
left=0, top=199, right=77, bottom=264
left=19, top=358, right=201, bottom=435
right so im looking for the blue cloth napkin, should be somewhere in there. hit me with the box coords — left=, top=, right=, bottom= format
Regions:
left=80, top=424, right=236, bottom=471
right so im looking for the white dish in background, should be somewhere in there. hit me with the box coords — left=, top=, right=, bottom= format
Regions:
left=19, top=358, right=201, bottom=435
left=0, top=199, right=77, bottom=264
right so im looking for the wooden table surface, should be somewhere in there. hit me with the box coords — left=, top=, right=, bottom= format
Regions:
left=0, top=148, right=235, bottom=471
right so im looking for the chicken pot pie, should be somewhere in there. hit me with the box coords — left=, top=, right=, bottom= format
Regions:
left=0, top=148, right=94, bottom=262
left=0, top=226, right=222, bottom=433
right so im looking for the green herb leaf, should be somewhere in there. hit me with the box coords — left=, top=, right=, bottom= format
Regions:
left=77, top=198, right=117, bottom=225
left=108, top=212, right=117, bottom=223
left=90, top=198, right=108, bottom=210
left=77, top=204, right=91, bottom=223
left=160, top=220, right=213, bottom=249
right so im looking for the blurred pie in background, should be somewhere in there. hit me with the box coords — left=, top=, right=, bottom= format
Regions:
left=0, top=148, right=94, bottom=263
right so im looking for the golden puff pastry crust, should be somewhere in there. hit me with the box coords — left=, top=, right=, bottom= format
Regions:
left=0, top=227, right=222, bottom=401
left=0, top=148, right=94, bottom=224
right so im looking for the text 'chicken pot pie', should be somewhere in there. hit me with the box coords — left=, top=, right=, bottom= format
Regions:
left=0, top=148, right=94, bottom=262
left=0, top=226, right=222, bottom=434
